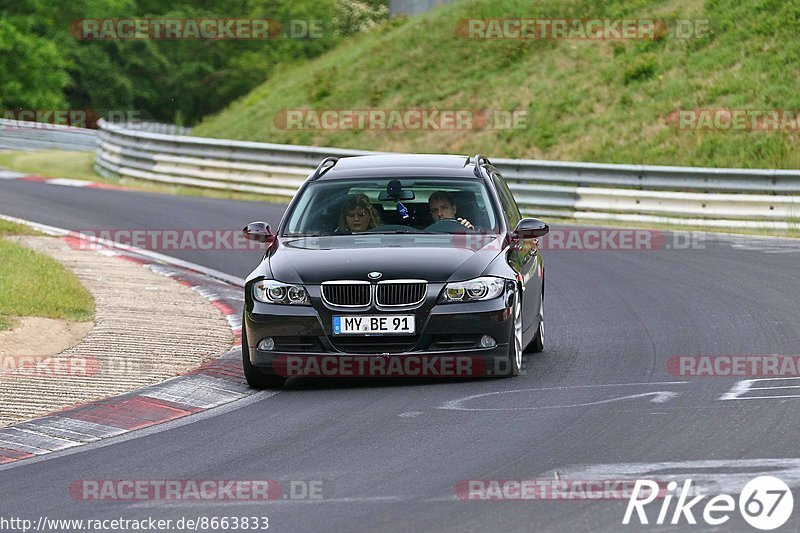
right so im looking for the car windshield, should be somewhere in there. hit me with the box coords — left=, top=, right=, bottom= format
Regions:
left=283, top=178, right=501, bottom=236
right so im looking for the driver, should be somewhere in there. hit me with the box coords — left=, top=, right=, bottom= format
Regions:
left=337, top=193, right=382, bottom=233
left=428, top=191, right=474, bottom=229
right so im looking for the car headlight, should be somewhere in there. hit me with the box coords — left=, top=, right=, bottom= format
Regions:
left=254, top=280, right=310, bottom=305
left=441, top=277, right=506, bottom=303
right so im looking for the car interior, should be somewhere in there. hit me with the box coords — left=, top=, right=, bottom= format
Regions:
left=293, top=186, right=494, bottom=235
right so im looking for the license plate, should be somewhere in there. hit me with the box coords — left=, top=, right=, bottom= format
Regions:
left=333, top=315, right=415, bottom=335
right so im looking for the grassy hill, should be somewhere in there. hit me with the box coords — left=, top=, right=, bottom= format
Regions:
left=194, top=0, right=800, bottom=169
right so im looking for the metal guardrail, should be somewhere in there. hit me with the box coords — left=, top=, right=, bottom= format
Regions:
left=95, top=120, right=800, bottom=230
left=120, top=121, right=192, bottom=135
left=0, top=119, right=98, bottom=152
left=0, top=120, right=188, bottom=152
left=389, top=0, right=455, bottom=17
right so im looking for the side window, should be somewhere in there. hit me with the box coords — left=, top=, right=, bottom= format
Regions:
left=492, top=171, right=521, bottom=229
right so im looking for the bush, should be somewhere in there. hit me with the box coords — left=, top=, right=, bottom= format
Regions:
left=623, top=53, right=658, bottom=84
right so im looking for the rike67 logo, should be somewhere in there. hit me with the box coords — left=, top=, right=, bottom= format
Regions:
left=623, top=476, right=794, bottom=530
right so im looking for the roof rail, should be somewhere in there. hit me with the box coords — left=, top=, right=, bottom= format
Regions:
left=311, top=156, right=339, bottom=180
left=472, top=154, right=491, bottom=178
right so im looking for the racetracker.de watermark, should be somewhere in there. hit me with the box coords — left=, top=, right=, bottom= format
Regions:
left=70, top=18, right=324, bottom=40
left=66, top=229, right=270, bottom=252
left=68, top=228, right=706, bottom=252
left=668, top=355, right=800, bottom=377
left=449, top=229, right=705, bottom=252
left=273, top=109, right=528, bottom=130
left=456, top=18, right=711, bottom=40
left=669, top=109, right=800, bottom=131
left=454, top=479, right=709, bottom=500
left=0, top=110, right=141, bottom=130
left=69, top=479, right=328, bottom=501
left=271, top=355, right=518, bottom=378
left=0, top=355, right=99, bottom=379
left=0, top=355, right=180, bottom=379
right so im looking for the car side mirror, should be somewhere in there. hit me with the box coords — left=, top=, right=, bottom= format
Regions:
left=513, top=218, right=549, bottom=240
left=242, top=221, right=274, bottom=243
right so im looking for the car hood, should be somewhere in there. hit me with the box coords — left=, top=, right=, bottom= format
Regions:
left=268, top=234, right=505, bottom=284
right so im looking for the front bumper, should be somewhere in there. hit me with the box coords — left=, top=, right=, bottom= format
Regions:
left=245, top=285, right=516, bottom=378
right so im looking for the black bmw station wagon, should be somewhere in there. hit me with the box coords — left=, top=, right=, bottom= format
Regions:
left=241, top=154, right=549, bottom=388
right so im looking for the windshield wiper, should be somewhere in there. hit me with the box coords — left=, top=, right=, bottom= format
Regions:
left=362, top=230, right=421, bottom=235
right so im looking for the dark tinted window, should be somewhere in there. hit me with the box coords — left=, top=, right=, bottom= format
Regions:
left=492, top=171, right=521, bottom=229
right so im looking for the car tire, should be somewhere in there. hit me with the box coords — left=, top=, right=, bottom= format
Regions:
left=528, top=288, right=544, bottom=353
left=500, top=288, right=523, bottom=378
left=242, top=312, right=287, bottom=389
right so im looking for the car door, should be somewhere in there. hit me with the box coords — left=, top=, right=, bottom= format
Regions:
left=491, top=169, right=542, bottom=340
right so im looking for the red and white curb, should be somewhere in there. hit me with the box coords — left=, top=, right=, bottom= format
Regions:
left=0, top=216, right=257, bottom=466
left=0, top=169, right=126, bottom=190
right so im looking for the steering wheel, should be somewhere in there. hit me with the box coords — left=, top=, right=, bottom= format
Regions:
left=423, top=219, right=475, bottom=233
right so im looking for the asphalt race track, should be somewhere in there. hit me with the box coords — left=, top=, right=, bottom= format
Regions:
left=1, top=178, right=800, bottom=532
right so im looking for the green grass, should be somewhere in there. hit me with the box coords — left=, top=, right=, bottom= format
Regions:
left=0, top=237, right=95, bottom=330
left=0, top=151, right=98, bottom=182
left=195, top=0, right=800, bottom=169
left=0, top=150, right=287, bottom=204
left=0, top=219, right=41, bottom=237
left=0, top=205, right=89, bottom=331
